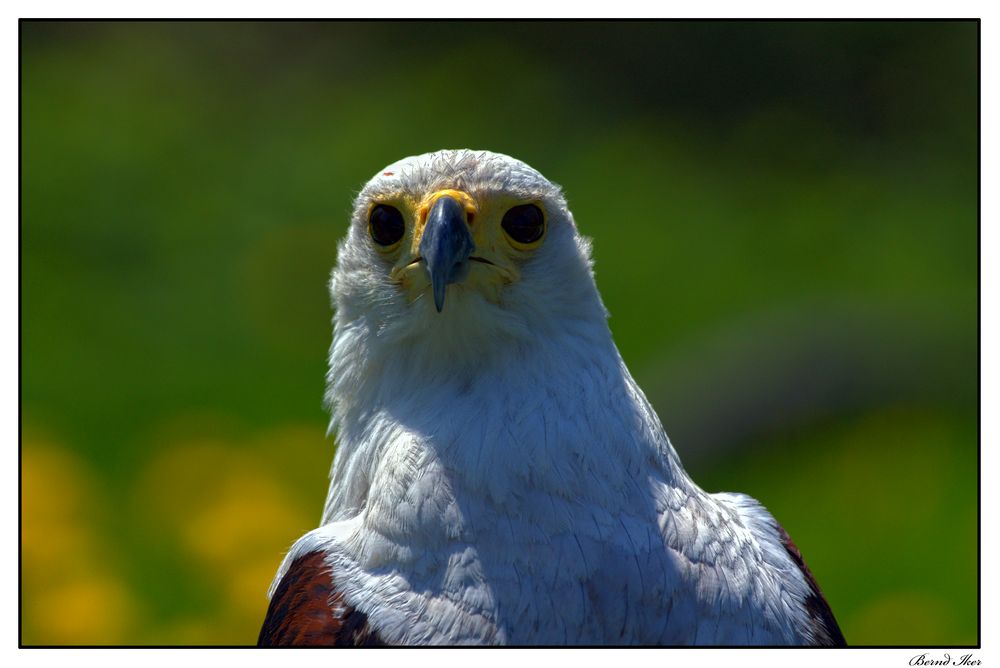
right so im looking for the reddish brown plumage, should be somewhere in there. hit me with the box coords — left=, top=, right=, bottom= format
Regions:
left=776, top=524, right=847, bottom=646
left=257, top=552, right=384, bottom=647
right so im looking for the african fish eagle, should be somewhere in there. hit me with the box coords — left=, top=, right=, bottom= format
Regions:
left=257, top=149, right=845, bottom=647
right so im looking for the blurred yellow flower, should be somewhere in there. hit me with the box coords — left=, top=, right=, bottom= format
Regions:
left=130, top=420, right=329, bottom=644
left=21, top=428, right=142, bottom=645
left=27, top=576, right=138, bottom=645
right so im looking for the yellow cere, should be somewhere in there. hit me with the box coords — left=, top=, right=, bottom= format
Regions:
left=412, top=188, right=481, bottom=256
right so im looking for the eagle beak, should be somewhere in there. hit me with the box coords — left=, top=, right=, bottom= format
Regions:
left=419, top=195, right=475, bottom=312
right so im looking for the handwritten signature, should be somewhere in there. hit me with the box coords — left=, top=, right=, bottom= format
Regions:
left=910, top=654, right=980, bottom=666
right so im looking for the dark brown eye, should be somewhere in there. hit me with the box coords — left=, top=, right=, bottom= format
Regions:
left=501, top=204, right=545, bottom=245
left=369, top=204, right=405, bottom=247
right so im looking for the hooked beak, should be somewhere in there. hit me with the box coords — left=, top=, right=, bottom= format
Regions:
left=418, top=195, right=475, bottom=312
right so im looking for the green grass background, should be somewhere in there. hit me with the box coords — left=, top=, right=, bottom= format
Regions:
left=20, top=21, right=978, bottom=645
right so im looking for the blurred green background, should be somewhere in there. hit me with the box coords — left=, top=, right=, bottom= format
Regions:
left=20, top=21, right=978, bottom=646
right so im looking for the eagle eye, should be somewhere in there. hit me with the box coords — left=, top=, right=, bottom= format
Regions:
left=369, top=204, right=405, bottom=247
left=501, top=204, right=545, bottom=246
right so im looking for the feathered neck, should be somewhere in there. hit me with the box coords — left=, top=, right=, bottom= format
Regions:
left=320, top=287, right=694, bottom=527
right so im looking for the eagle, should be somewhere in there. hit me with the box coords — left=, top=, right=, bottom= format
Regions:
left=258, top=149, right=845, bottom=646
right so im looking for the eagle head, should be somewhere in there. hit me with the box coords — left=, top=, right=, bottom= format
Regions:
left=329, top=149, right=609, bottom=372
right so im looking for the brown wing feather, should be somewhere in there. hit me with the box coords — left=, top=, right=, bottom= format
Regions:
left=775, top=524, right=847, bottom=646
left=257, top=551, right=384, bottom=647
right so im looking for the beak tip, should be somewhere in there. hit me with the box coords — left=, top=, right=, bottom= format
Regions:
left=433, top=284, right=446, bottom=313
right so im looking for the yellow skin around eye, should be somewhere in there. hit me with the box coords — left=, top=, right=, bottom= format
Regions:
left=501, top=206, right=547, bottom=252
left=373, top=190, right=546, bottom=305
